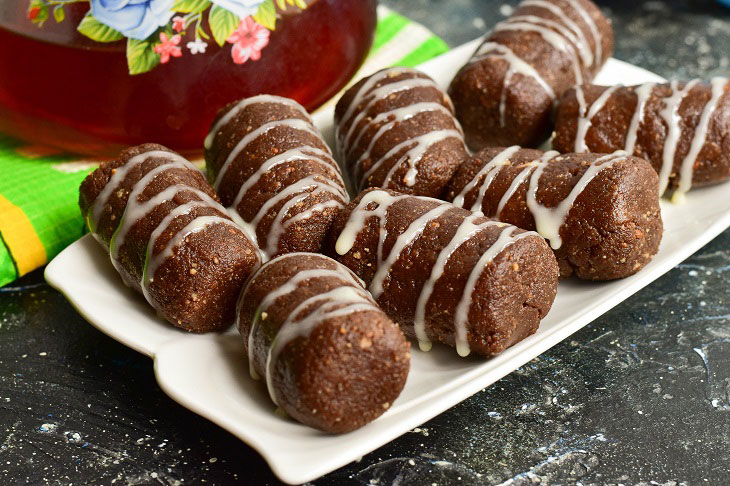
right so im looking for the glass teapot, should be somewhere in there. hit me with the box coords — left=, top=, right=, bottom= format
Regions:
left=0, top=0, right=377, bottom=156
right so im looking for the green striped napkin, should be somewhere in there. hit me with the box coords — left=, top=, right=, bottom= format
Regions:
left=353, top=7, right=448, bottom=85
left=0, top=7, right=448, bottom=288
left=0, top=137, right=94, bottom=286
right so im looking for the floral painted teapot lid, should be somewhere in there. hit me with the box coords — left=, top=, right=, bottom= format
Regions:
left=27, top=0, right=307, bottom=74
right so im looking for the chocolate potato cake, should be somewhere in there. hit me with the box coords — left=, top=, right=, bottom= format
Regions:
left=448, top=0, right=613, bottom=150
left=237, top=252, right=410, bottom=434
left=446, top=148, right=662, bottom=280
left=553, top=79, right=730, bottom=201
left=335, top=67, right=468, bottom=197
left=326, top=189, right=559, bottom=357
left=79, top=144, right=260, bottom=332
left=205, top=94, right=349, bottom=259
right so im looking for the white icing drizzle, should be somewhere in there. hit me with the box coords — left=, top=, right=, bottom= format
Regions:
left=335, top=190, right=450, bottom=270
left=228, top=146, right=338, bottom=211
left=245, top=264, right=359, bottom=379
left=470, top=42, right=555, bottom=100
left=564, top=0, right=602, bottom=62
left=657, top=80, right=700, bottom=196
left=496, top=150, right=559, bottom=218
left=252, top=176, right=346, bottom=257
left=226, top=208, right=264, bottom=262
left=573, top=85, right=621, bottom=152
left=339, top=78, right=442, bottom=151
left=335, top=189, right=534, bottom=357
left=493, top=20, right=583, bottom=84
left=238, top=252, right=375, bottom=404
left=91, top=149, right=256, bottom=322
left=471, top=42, right=556, bottom=127
left=413, top=214, right=500, bottom=351
left=520, top=0, right=594, bottom=67
left=467, top=0, right=602, bottom=127
left=204, top=94, right=310, bottom=151
left=452, top=227, right=533, bottom=357
left=345, top=102, right=453, bottom=164
left=90, top=149, right=245, bottom=308
left=369, top=204, right=452, bottom=299
left=213, top=118, right=320, bottom=191
left=110, top=184, right=220, bottom=274
left=526, top=151, right=628, bottom=250
left=337, top=68, right=443, bottom=144
left=337, top=69, right=397, bottom=140
left=265, top=286, right=375, bottom=405
left=363, top=129, right=463, bottom=190
left=335, top=190, right=411, bottom=257
left=336, top=68, right=460, bottom=189
left=624, top=82, right=656, bottom=154
left=509, top=14, right=592, bottom=68
left=90, top=150, right=196, bottom=230
left=279, top=198, right=344, bottom=231
left=675, top=77, right=728, bottom=199
left=244, top=174, right=343, bottom=228
left=210, top=97, right=348, bottom=260
left=141, top=214, right=239, bottom=304
left=223, top=143, right=346, bottom=260
left=452, top=146, right=521, bottom=210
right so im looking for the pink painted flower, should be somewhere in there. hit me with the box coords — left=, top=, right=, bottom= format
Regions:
left=172, top=15, right=185, bottom=33
left=154, top=32, right=182, bottom=64
left=226, top=16, right=269, bottom=65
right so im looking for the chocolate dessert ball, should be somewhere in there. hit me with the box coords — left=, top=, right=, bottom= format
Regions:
left=327, top=189, right=559, bottom=357
left=206, top=95, right=349, bottom=259
left=446, top=148, right=663, bottom=280
left=79, top=144, right=260, bottom=332
left=448, top=0, right=613, bottom=149
left=553, top=79, right=730, bottom=201
left=335, top=67, right=468, bottom=197
left=237, top=252, right=410, bottom=434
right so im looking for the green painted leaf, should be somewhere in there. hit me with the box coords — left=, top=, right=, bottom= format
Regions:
left=196, top=25, right=210, bottom=41
left=208, top=5, right=240, bottom=46
left=274, top=0, right=307, bottom=10
left=127, top=38, right=160, bottom=75
left=53, top=6, right=65, bottom=23
left=172, top=0, right=211, bottom=13
left=253, top=0, right=276, bottom=30
left=77, top=12, right=123, bottom=43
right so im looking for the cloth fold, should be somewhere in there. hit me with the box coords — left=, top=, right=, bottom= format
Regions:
left=0, top=7, right=448, bottom=287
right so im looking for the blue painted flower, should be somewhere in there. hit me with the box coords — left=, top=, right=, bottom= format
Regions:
left=90, top=0, right=176, bottom=40
left=210, top=0, right=266, bottom=19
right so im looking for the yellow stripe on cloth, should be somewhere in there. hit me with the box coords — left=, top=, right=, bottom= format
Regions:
left=0, top=194, right=47, bottom=276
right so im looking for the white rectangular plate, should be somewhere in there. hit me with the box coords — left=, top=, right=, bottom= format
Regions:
left=45, top=39, right=730, bottom=485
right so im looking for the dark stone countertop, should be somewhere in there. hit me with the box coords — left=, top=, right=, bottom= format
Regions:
left=2, top=1, right=730, bottom=484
